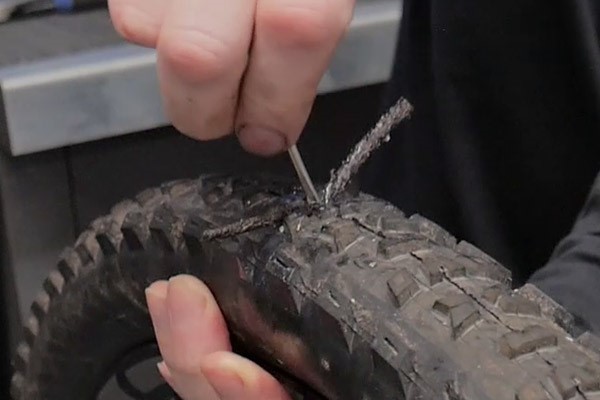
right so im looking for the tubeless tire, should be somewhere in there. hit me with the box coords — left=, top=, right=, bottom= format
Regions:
left=11, top=174, right=600, bottom=400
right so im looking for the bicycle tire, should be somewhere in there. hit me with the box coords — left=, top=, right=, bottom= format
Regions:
left=11, top=174, right=600, bottom=400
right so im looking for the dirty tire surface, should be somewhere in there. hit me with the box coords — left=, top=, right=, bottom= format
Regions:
left=11, top=175, right=600, bottom=400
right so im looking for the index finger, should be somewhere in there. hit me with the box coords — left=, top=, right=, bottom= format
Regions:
left=156, top=0, right=256, bottom=141
left=235, top=0, right=355, bottom=156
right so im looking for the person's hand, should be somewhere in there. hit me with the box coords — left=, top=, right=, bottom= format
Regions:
left=108, top=0, right=355, bottom=156
left=145, top=274, right=291, bottom=400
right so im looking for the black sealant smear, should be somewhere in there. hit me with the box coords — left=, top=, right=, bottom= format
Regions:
left=201, top=196, right=311, bottom=241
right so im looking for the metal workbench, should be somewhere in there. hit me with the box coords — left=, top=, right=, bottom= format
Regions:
left=0, top=0, right=403, bottom=380
left=0, top=1, right=402, bottom=156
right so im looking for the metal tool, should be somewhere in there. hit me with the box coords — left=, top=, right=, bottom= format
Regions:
left=288, top=144, right=321, bottom=204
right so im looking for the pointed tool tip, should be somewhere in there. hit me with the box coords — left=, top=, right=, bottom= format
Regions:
left=287, top=145, right=321, bottom=205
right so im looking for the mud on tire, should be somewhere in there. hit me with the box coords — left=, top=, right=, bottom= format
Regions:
left=11, top=174, right=600, bottom=400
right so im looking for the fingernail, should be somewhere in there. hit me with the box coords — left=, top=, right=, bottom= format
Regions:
left=146, top=280, right=168, bottom=299
left=168, top=275, right=208, bottom=309
left=145, top=280, right=168, bottom=316
left=157, top=361, right=173, bottom=383
left=167, top=275, right=208, bottom=328
left=237, top=126, right=287, bottom=156
left=145, top=281, right=169, bottom=333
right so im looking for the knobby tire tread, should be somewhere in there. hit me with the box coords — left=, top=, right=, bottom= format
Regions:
left=10, top=175, right=600, bottom=400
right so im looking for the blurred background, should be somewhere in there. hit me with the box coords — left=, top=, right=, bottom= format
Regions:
left=0, top=0, right=403, bottom=397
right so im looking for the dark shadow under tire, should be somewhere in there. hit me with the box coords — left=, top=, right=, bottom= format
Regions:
left=11, top=175, right=600, bottom=400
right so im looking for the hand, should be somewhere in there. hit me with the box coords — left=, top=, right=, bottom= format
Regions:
left=108, top=0, right=355, bottom=156
left=145, top=275, right=291, bottom=400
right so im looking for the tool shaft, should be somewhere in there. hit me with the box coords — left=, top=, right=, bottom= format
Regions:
left=288, top=145, right=321, bottom=204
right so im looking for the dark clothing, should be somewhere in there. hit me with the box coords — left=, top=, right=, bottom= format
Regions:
left=361, top=0, right=600, bottom=331
left=530, top=173, right=600, bottom=333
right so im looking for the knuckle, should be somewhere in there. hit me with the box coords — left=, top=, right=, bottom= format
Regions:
left=258, top=2, right=350, bottom=47
left=160, top=29, right=232, bottom=82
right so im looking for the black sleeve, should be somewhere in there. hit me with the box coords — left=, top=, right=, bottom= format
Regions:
left=529, top=171, right=600, bottom=334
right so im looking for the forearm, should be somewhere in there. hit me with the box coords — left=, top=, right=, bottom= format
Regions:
left=529, top=172, right=600, bottom=333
